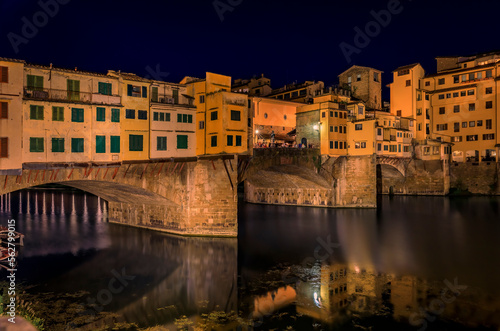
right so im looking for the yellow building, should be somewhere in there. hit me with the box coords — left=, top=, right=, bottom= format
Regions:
left=232, top=74, right=271, bottom=96
left=182, top=72, right=248, bottom=156
left=0, top=58, right=24, bottom=174
left=250, top=97, right=300, bottom=147
left=149, top=80, right=196, bottom=159
left=108, top=71, right=150, bottom=161
left=22, top=64, right=122, bottom=164
left=296, top=88, right=351, bottom=155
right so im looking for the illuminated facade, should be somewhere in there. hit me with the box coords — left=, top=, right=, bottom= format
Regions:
left=232, top=74, right=271, bottom=96
left=268, top=80, right=324, bottom=103
left=338, top=65, right=383, bottom=110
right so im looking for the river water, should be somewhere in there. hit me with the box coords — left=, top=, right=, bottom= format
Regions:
left=0, top=188, right=499, bottom=330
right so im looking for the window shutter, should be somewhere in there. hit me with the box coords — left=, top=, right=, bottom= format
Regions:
left=0, top=138, right=7, bottom=157
left=177, top=114, right=182, bottom=122
left=142, top=86, right=147, bottom=98
left=1, top=102, right=7, bottom=119
left=110, top=136, right=120, bottom=153
left=152, top=87, right=158, bottom=102
left=177, top=135, right=188, bottom=149
left=1, top=67, right=8, bottom=83
left=96, top=136, right=105, bottom=153
left=127, top=85, right=133, bottom=96
left=98, top=82, right=104, bottom=94
left=52, top=107, right=57, bottom=120
left=27, top=75, right=35, bottom=89
left=35, top=76, right=43, bottom=89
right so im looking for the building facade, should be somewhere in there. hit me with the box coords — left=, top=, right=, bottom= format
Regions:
left=339, top=65, right=383, bottom=110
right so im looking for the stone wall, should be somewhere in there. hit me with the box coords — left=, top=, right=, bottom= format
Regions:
left=378, top=159, right=449, bottom=195
left=450, top=162, right=500, bottom=195
left=296, top=110, right=320, bottom=148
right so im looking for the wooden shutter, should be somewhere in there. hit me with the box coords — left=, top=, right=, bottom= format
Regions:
left=0, top=138, right=7, bottom=157
left=96, top=136, right=105, bottom=153
left=152, top=87, right=158, bottom=102
left=142, top=86, right=147, bottom=98
left=1, top=102, right=7, bottom=119
left=127, top=85, right=133, bottom=96
left=0, top=67, right=8, bottom=83
left=110, top=136, right=120, bottom=153
left=35, top=76, right=43, bottom=90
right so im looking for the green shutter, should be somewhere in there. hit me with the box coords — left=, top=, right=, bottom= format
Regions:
left=111, top=108, right=120, bottom=122
left=67, top=80, right=80, bottom=101
left=153, top=112, right=159, bottom=121
left=152, top=87, right=158, bottom=102
left=183, top=114, right=188, bottom=123
left=96, top=135, right=105, bottom=153
left=52, top=138, right=64, bottom=152
left=27, top=75, right=34, bottom=89
left=30, top=138, right=44, bottom=152
left=129, top=135, right=143, bottom=151
left=227, top=135, right=233, bottom=146
left=236, top=135, right=242, bottom=146
left=71, top=138, right=84, bottom=153
left=127, top=85, right=133, bottom=96
left=142, top=86, right=147, bottom=98
left=72, top=108, right=84, bottom=122
left=173, top=89, right=179, bottom=103
left=96, top=107, right=105, bottom=121
left=177, top=113, right=182, bottom=122
left=177, top=135, right=188, bottom=149
left=30, top=105, right=43, bottom=120
left=110, top=136, right=120, bottom=153
left=188, top=114, right=193, bottom=123
left=157, top=137, right=167, bottom=151
left=52, top=107, right=64, bottom=121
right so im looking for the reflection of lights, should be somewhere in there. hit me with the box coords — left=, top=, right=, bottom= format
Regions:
left=313, top=291, right=322, bottom=308
left=255, top=130, right=259, bottom=134
left=354, top=265, right=360, bottom=273
left=313, top=125, right=319, bottom=131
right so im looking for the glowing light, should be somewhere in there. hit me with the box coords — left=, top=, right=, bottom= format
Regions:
left=313, top=125, right=319, bottom=130
left=255, top=130, right=259, bottom=134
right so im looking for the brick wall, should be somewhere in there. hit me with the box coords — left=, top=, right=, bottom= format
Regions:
left=450, top=162, right=500, bottom=194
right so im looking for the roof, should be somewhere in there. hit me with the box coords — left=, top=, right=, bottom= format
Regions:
left=338, top=65, right=383, bottom=77
left=0, top=57, right=25, bottom=64
left=108, top=71, right=151, bottom=83
left=425, top=62, right=496, bottom=78
left=23, top=62, right=112, bottom=78
left=392, top=63, right=420, bottom=73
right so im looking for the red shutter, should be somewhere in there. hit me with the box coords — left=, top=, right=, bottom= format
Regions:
left=0, top=67, right=8, bottom=83
left=0, top=138, right=7, bottom=158
left=0, top=102, right=7, bottom=119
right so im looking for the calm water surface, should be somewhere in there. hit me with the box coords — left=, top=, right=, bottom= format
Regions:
left=0, top=189, right=499, bottom=330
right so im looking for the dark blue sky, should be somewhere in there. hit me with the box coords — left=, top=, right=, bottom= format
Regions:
left=0, top=0, right=498, bottom=101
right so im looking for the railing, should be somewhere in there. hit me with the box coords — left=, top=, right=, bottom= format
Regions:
left=24, top=87, right=121, bottom=105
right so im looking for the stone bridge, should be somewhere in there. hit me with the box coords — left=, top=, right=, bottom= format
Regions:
left=242, top=148, right=377, bottom=208
left=376, top=156, right=412, bottom=177
left=0, top=156, right=238, bottom=237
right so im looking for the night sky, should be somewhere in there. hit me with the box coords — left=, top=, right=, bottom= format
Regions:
left=0, top=0, right=498, bottom=101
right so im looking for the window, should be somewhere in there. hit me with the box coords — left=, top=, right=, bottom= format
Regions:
left=334, top=141, right=339, bottom=149
left=397, top=110, right=401, bottom=116
left=52, top=106, right=64, bottom=121
left=439, top=107, right=445, bottom=114
left=469, top=121, right=475, bottom=128
left=483, top=134, right=495, bottom=140
left=486, top=70, right=493, bottom=78
left=446, top=93, right=451, bottom=99
left=96, top=135, right=105, bottom=153
left=477, top=72, right=483, bottom=80
left=357, top=74, right=361, bottom=81
left=453, top=136, right=462, bottom=142
left=486, top=119, right=492, bottom=130
left=438, top=78, right=445, bottom=85
left=466, top=135, right=478, bottom=141
left=153, top=112, right=159, bottom=121
left=211, top=111, right=218, bottom=121
left=138, top=110, right=148, bottom=120
left=398, top=69, right=410, bottom=76
left=227, top=135, right=233, bottom=146
left=231, top=110, right=241, bottom=121
left=467, top=89, right=475, bottom=96
left=469, top=104, right=475, bottom=111
left=199, top=121, right=205, bottom=129
left=125, top=109, right=135, bottom=119
left=30, top=137, right=44, bottom=152
left=416, top=108, right=422, bottom=115
left=361, top=142, right=367, bottom=148
left=127, top=84, right=142, bottom=97
left=477, top=120, right=483, bottom=127
left=151, top=86, right=158, bottom=102
left=292, top=91, right=298, bottom=98
left=406, top=80, right=411, bottom=87
left=236, top=135, right=242, bottom=146
left=111, top=108, right=120, bottom=122
left=157, top=136, right=167, bottom=151
left=486, top=87, right=493, bottom=94
left=30, top=105, right=44, bottom=120
left=417, top=123, right=422, bottom=131
left=355, top=142, right=360, bottom=149
left=98, top=82, right=112, bottom=95
left=462, top=122, right=467, bottom=128
left=329, top=126, right=333, bottom=132
left=0, top=102, right=7, bottom=119
left=71, top=108, right=84, bottom=122
left=469, top=73, right=475, bottom=81
left=417, top=93, right=422, bottom=101
left=211, top=135, right=217, bottom=147
left=0, top=66, right=8, bottom=83
left=334, top=111, right=338, bottom=118
left=0, top=137, right=7, bottom=157
left=142, top=86, right=147, bottom=98
left=425, top=94, right=430, bottom=101
left=27, top=75, right=43, bottom=90
left=461, top=74, right=467, bottom=82
left=330, top=141, right=334, bottom=149
left=453, top=105, right=460, bottom=113
left=374, top=72, right=379, bottom=82
left=453, top=92, right=459, bottom=98
left=423, top=147, right=430, bottom=155
left=96, top=107, right=105, bottom=121
left=129, top=135, right=143, bottom=151
left=334, top=126, right=338, bottom=133
left=322, top=112, right=326, bottom=118
left=425, top=81, right=430, bottom=86
left=453, top=76, right=459, bottom=84
left=436, top=124, right=448, bottom=131
left=486, top=101, right=493, bottom=109
left=177, top=113, right=193, bottom=123
left=67, top=79, right=80, bottom=101
left=199, top=95, right=205, bottom=103
left=460, top=91, right=466, bottom=97
left=438, top=94, right=444, bottom=100
left=300, top=89, right=306, bottom=96
left=454, top=122, right=460, bottom=132
left=355, top=124, right=362, bottom=130
left=110, top=136, right=120, bottom=153
left=358, top=105, right=364, bottom=115
left=71, top=138, right=84, bottom=153
left=51, top=138, right=64, bottom=153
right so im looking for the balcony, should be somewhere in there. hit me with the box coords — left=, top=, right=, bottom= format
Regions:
left=24, top=87, right=121, bottom=106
